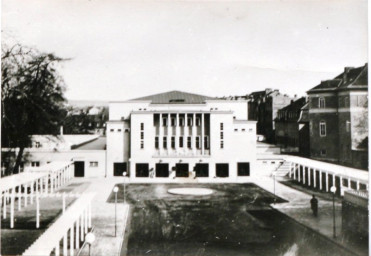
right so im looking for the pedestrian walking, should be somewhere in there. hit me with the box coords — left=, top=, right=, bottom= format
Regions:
left=310, top=195, right=318, bottom=217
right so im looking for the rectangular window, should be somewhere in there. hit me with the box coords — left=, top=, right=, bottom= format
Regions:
left=140, top=141, right=144, bottom=149
left=204, top=136, right=209, bottom=149
left=140, top=132, right=144, bottom=140
left=196, top=136, right=201, bottom=149
left=187, top=117, right=193, bottom=126
left=90, top=161, right=98, bottom=167
left=110, top=129, right=114, bottom=132
left=187, top=136, right=192, bottom=148
left=118, top=129, right=122, bottom=132
left=196, top=117, right=201, bottom=126
left=179, top=136, right=184, bottom=148
left=320, top=149, right=326, bottom=156
left=140, top=123, right=144, bottom=130
left=319, top=97, right=325, bottom=108
left=216, top=163, right=229, bottom=177
left=31, top=161, right=40, bottom=167
left=35, top=142, right=41, bottom=148
left=163, top=137, right=167, bottom=148
left=171, top=117, right=176, bottom=127
left=171, top=137, right=175, bottom=148
left=162, top=118, right=167, bottom=126
left=319, top=121, right=326, bottom=136
left=220, top=123, right=224, bottom=130
left=346, top=121, right=350, bottom=132
left=179, top=118, right=185, bottom=127
left=220, top=132, right=224, bottom=139
left=155, top=137, right=159, bottom=149
left=220, top=141, right=224, bottom=149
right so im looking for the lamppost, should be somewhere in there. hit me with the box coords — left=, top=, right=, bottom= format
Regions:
left=330, top=186, right=337, bottom=238
left=113, top=186, right=119, bottom=237
left=85, top=232, right=96, bottom=256
left=123, top=171, right=127, bottom=205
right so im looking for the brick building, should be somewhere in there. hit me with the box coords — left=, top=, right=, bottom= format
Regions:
left=307, top=64, right=368, bottom=169
left=248, top=89, right=295, bottom=143
left=275, top=97, right=309, bottom=156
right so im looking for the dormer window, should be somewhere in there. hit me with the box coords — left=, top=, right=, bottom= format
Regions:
left=319, top=97, right=325, bottom=108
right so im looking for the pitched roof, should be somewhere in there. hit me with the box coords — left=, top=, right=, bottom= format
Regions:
left=308, top=63, right=368, bottom=93
left=128, top=90, right=216, bottom=104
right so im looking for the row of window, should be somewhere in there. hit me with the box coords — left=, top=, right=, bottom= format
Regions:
left=161, top=116, right=202, bottom=127
left=220, top=122, right=224, bottom=149
left=30, top=161, right=99, bottom=167
left=153, top=136, right=210, bottom=149
left=313, top=96, right=365, bottom=108
left=318, top=120, right=350, bottom=137
left=134, top=162, right=250, bottom=178
left=234, top=128, right=253, bottom=132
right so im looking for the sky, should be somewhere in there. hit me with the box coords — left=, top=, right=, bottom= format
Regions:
left=1, top=0, right=368, bottom=101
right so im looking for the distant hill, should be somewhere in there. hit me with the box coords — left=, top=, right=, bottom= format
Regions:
left=67, top=100, right=109, bottom=107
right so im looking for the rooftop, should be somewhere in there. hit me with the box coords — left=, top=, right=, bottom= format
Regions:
left=308, top=63, right=368, bottom=93
left=128, top=90, right=216, bottom=104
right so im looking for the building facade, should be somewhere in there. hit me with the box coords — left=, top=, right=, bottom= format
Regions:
left=248, top=89, right=295, bottom=143
left=106, top=91, right=257, bottom=181
left=307, top=64, right=368, bottom=169
left=275, top=97, right=309, bottom=156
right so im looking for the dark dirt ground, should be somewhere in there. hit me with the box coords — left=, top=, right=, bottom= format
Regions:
left=109, top=183, right=355, bottom=256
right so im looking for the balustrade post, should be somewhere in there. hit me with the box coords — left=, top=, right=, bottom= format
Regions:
left=36, top=191, right=40, bottom=228
left=70, top=225, right=74, bottom=256
left=10, top=189, right=14, bottom=228
left=76, top=217, right=80, bottom=249
left=63, top=234, right=68, bottom=256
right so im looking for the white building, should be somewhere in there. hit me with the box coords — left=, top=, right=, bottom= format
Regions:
left=106, top=91, right=257, bottom=181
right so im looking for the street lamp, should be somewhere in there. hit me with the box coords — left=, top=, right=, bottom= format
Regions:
left=85, top=232, right=95, bottom=256
left=113, top=186, right=119, bottom=237
left=330, top=186, right=337, bottom=238
left=123, top=172, right=127, bottom=205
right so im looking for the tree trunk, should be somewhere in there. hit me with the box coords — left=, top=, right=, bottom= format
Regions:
left=12, top=146, right=25, bottom=175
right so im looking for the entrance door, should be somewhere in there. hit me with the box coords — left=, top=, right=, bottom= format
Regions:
left=74, top=161, right=85, bottom=177
left=114, top=163, right=127, bottom=176
left=176, top=163, right=189, bottom=177
left=216, top=163, right=229, bottom=177
left=156, top=163, right=169, bottom=177
left=195, top=163, right=209, bottom=177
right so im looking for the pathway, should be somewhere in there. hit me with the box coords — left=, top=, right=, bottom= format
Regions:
left=252, top=176, right=368, bottom=256
left=77, top=177, right=130, bottom=256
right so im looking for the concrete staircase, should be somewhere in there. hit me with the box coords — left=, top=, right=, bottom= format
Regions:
left=273, top=161, right=291, bottom=180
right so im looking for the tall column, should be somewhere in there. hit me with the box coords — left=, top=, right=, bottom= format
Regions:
left=348, top=177, right=351, bottom=188
left=184, top=114, right=189, bottom=153
left=195, top=113, right=197, bottom=155
left=332, top=175, right=336, bottom=190
left=356, top=181, right=360, bottom=190
left=298, top=165, right=301, bottom=182
left=201, top=113, right=205, bottom=155
left=10, top=189, right=14, bottom=228
left=51, top=174, right=54, bottom=193
left=325, top=172, right=329, bottom=192
left=159, top=113, right=163, bottom=155
left=36, top=191, right=40, bottom=228
left=339, top=176, right=343, bottom=196
left=80, top=214, right=84, bottom=241
left=76, top=217, right=80, bottom=249
left=303, top=167, right=306, bottom=185
left=167, top=113, right=171, bottom=151
left=175, top=113, right=179, bottom=151
left=293, top=163, right=296, bottom=180
left=313, top=169, right=317, bottom=188
left=308, top=168, right=311, bottom=186
left=63, top=234, right=68, bottom=256
left=319, top=171, right=323, bottom=190
left=55, top=241, right=60, bottom=256
left=70, top=225, right=74, bottom=256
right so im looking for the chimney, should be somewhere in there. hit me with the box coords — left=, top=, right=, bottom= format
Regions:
left=60, top=126, right=64, bottom=135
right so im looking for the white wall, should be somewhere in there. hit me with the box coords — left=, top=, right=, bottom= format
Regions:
left=25, top=150, right=106, bottom=177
